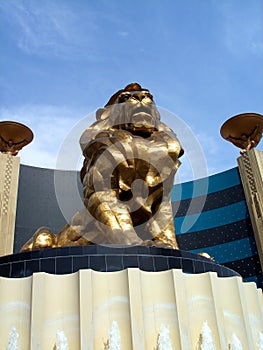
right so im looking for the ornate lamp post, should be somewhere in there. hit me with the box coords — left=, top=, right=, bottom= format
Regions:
left=220, top=112, right=263, bottom=270
left=0, top=121, right=33, bottom=256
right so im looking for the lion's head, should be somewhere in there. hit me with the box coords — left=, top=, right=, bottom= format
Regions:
left=94, top=83, right=161, bottom=137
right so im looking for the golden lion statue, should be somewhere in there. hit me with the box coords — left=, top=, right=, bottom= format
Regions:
left=21, top=83, right=183, bottom=251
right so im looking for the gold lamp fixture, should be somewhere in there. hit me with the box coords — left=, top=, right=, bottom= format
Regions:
left=0, top=121, right=33, bottom=156
left=220, top=112, right=263, bottom=155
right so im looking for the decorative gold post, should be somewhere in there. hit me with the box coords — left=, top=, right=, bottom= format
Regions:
left=220, top=112, right=263, bottom=270
left=0, top=121, right=33, bottom=256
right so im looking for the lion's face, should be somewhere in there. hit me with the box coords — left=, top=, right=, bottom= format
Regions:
left=96, top=89, right=161, bottom=137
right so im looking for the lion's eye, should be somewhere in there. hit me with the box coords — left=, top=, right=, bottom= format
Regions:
left=145, top=92, right=153, bottom=100
left=118, top=93, right=131, bottom=103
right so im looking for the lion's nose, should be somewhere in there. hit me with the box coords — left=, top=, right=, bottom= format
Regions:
left=133, top=92, right=147, bottom=101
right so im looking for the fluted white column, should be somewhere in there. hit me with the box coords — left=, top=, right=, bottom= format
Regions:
left=0, top=270, right=262, bottom=349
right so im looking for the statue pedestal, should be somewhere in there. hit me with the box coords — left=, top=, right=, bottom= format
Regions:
left=0, top=246, right=261, bottom=349
left=0, top=245, right=240, bottom=278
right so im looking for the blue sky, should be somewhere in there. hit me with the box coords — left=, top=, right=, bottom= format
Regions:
left=0, top=0, right=262, bottom=182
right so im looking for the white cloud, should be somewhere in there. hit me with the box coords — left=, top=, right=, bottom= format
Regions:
left=0, top=1, right=98, bottom=59
left=250, top=41, right=263, bottom=55
left=0, top=105, right=95, bottom=169
left=196, top=132, right=219, bottom=157
left=216, top=2, right=263, bottom=57
left=118, top=31, right=129, bottom=37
